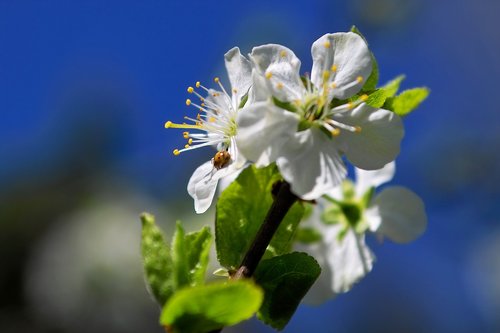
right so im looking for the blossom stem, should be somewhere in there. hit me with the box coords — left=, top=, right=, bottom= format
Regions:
left=232, top=180, right=298, bottom=279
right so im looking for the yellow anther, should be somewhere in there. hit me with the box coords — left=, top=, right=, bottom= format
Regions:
left=201, top=103, right=205, bottom=107
left=196, top=81, right=201, bottom=88
left=360, top=94, right=369, bottom=102
left=276, top=82, right=284, bottom=90
left=212, top=92, right=220, bottom=97
left=209, top=117, right=216, bottom=123
left=347, top=102, right=354, bottom=109
left=265, top=71, right=273, bottom=79
left=355, top=126, right=362, bottom=133
left=330, top=82, right=337, bottom=89
left=280, top=50, right=287, bottom=58
left=324, top=41, right=331, bottom=48
left=165, top=121, right=173, bottom=128
left=196, top=114, right=201, bottom=120
left=214, top=77, right=220, bottom=83
left=322, top=70, right=330, bottom=80
left=356, top=76, right=364, bottom=83
left=330, top=64, right=338, bottom=72
left=331, top=128, right=341, bottom=136
left=293, top=99, right=301, bottom=106
left=185, top=99, right=192, bottom=106
left=200, top=97, right=204, bottom=102
left=188, top=138, right=193, bottom=145
left=173, top=149, right=180, bottom=156
left=183, top=131, right=189, bottom=139
left=184, top=144, right=190, bottom=148
left=232, top=88, right=238, bottom=93
left=187, top=87, right=194, bottom=93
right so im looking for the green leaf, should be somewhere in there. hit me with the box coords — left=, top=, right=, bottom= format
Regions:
left=184, top=226, right=212, bottom=285
left=171, top=222, right=190, bottom=289
left=385, top=87, right=430, bottom=116
left=140, top=212, right=174, bottom=306
left=160, top=280, right=263, bottom=333
left=381, top=75, right=405, bottom=97
left=351, top=26, right=379, bottom=92
left=172, top=222, right=213, bottom=289
left=295, top=227, right=322, bottom=244
left=254, top=252, right=321, bottom=330
left=216, top=165, right=304, bottom=268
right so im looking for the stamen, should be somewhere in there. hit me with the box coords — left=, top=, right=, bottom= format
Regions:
left=173, top=149, right=180, bottom=156
left=276, top=82, right=284, bottom=90
left=186, top=99, right=192, bottom=106
left=165, top=121, right=201, bottom=129
left=280, top=50, right=287, bottom=58
left=323, top=41, right=331, bottom=48
left=326, top=119, right=360, bottom=133
left=188, top=138, right=193, bottom=144
left=265, top=71, right=273, bottom=79
left=330, top=64, right=338, bottom=72
left=187, top=87, right=194, bottom=93
left=196, top=81, right=201, bottom=88
left=183, top=131, right=189, bottom=139
left=322, top=70, right=330, bottom=81
left=360, top=94, right=369, bottom=102
left=356, top=76, right=364, bottom=83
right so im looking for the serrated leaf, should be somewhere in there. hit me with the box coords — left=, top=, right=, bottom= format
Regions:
left=385, top=87, right=430, bottom=116
left=216, top=165, right=304, bottom=268
left=185, top=226, right=212, bottom=285
left=254, top=252, right=321, bottom=330
left=140, top=212, right=174, bottom=306
left=160, top=280, right=263, bottom=333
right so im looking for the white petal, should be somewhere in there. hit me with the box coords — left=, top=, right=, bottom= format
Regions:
left=224, top=47, right=252, bottom=107
left=367, top=186, right=427, bottom=243
left=247, top=69, right=271, bottom=103
left=187, top=161, right=219, bottom=214
left=311, top=32, right=372, bottom=100
left=354, top=161, right=396, bottom=197
left=250, top=44, right=306, bottom=102
left=335, top=104, right=404, bottom=170
left=276, top=127, right=346, bottom=200
left=236, top=101, right=299, bottom=166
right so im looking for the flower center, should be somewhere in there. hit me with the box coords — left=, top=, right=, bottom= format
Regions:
left=164, top=78, right=238, bottom=157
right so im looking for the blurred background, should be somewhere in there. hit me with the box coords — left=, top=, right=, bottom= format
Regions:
left=1, top=0, right=499, bottom=332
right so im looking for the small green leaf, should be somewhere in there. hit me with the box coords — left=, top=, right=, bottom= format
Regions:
left=363, top=89, right=387, bottom=108
left=254, top=252, right=321, bottom=330
left=385, top=87, right=430, bottom=116
left=295, top=227, right=322, bottom=244
left=160, top=280, right=263, bottom=333
left=185, top=226, right=212, bottom=286
left=171, top=222, right=190, bottom=289
left=381, top=75, right=406, bottom=97
left=321, top=203, right=344, bottom=225
left=216, top=165, right=304, bottom=268
left=140, top=212, right=174, bottom=306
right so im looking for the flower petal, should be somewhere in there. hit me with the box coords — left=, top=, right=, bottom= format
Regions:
left=187, top=161, right=219, bottom=214
left=224, top=47, right=252, bottom=107
left=335, top=104, right=404, bottom=170
left=354, top=161, right=396, bottom=197
left=276, top=127, right=346, bottom=199
left=250, top=44, right=305, bottom=102
left=236, top=101, right=299, bottom=166
left=311, top=32, right=372, bottom=100
left=366, top=186, right=427, bottom=243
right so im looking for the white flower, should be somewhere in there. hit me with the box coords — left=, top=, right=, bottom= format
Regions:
left=297, top=162, right=427, bottom=304
left=165, top=47, right=252, bottom=213
left=236, top=33, right=404, bottom=199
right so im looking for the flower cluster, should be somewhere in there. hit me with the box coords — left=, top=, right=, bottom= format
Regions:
left=166, top=32, right=404, bottom=213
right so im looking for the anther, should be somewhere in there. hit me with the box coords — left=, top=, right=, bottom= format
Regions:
left=356, top=76, right=363, bottom=83
left=209, top=117, right=216, bottom=122
left=324, top=41, right=331, bottom=48
left=186, top=99, right=192, bottom=106
left=360, top=94, right=369, bottom=102
left=330, top=82, right=337, bottom=89
left=187, top=87, right=194, bottom=93
left=280, top=50, right=287, bottom=58
left=331, top=128, right=341, bottom=136
left=214, top=77, right=220, bottom=83
left=183, top=131, right=189, bottom=139
left=165, top=121, right=172, bottom=128
left=265, top=71, right=273, bottom=79
left=173, top=149, right=180, bottom=156
left=276, top=82, right=284, bottom=90
left=184, top=144, right=190, bottom=148
left=330, top=64, right=338, bottom=72
left=355, top=126, right=362, bottom=133
left=322, top=70, right=330, bottom=80
left=233, top=88, right=238, bottom=93
left=347, top=102, right=354, bottom=109
left=195, top=81, right=201, bottom=88
left=188, top=138, right=193, bottom=145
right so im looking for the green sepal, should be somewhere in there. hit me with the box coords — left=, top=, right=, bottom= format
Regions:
left=238, top=93, right=249, bottom=109
left=272, top=96, right=298, bottom=113
left=384, top=87, right=430, bottom=116
left=350, top=25, right=379, bottom=92
left=140, top=213, right=174, bottom=306
left=254, top=252, right=321, bottom=330
left=216, top=165, right=304, bottom=269
left=160, top=280, right=263, bottom=333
